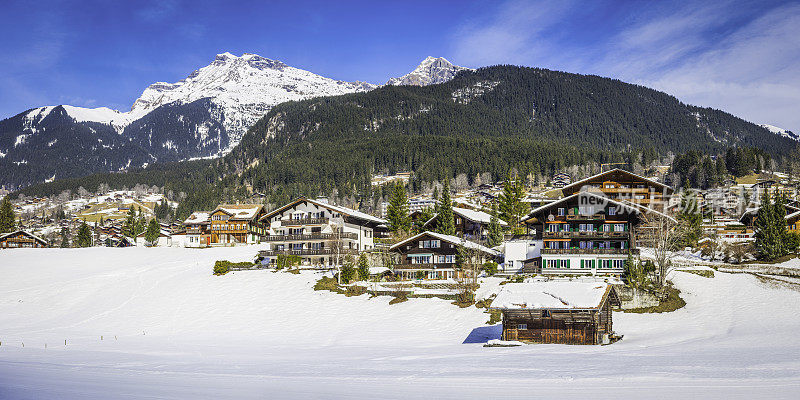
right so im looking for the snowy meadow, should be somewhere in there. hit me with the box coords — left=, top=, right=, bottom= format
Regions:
left=1, top=246, right=800, bottom=399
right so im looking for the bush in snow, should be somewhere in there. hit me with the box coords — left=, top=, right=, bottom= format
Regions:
left=482, top=261, right=498, bottom=276
left=214, top=261, right=231, bottom=275
left=357, top=253, right=370, bottom=281
left=340, top=264, right=356, bottom=284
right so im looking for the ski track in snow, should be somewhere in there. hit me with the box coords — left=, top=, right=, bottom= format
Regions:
left=0, top=247, right=799, bottom=399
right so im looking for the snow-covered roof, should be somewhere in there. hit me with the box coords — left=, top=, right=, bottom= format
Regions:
left=491, top=282, right=612, bottom=310
left=262, top=198, right=386, bottom=225
left=452, top=207, right=507, bottom=226
left=184, top=212, right=211, bottom=225
left=389, top=231, right=499, bottom=256
left=0, top=229, right=48, bottom=244
left=214, top=204, right=263, bottom=220
left=787, top=210, right=800, bottom=221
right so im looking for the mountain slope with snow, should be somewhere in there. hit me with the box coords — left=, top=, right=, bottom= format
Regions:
left=386, top=56, right=472, bottom=86
left=760, top=124, right=799, bottom=141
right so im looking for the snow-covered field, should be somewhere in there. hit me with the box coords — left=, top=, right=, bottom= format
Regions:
left=1, top=247, right=800, bottom=399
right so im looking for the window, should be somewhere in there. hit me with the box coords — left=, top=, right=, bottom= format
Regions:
left=608, top=207, right=617, bottom=216
left=558, top=208, right=565, bottom=216
left=517, top=324, right=528, bottom=330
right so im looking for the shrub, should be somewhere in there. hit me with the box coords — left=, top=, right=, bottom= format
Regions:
left=415, top=270, right=426, bottom=280
left=389, top=294, right=408, bottom=305
left=340, top=264, right=356, bottom=284
left=345, top=285, right=367, bottom=297
left=314, top=276, right=344, bottom=293
left=482, top=261, right=498, bottom=276
left=357, top=253, right=370, bottom=281
left=213, top=260, right=253, bottom=275
left=214, top=261, right=230, bottom=275
left=276, top=254, right=301, bottom=270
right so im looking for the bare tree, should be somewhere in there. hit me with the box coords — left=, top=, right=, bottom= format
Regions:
left=641, top=213, right=680, bottom=287
left=455, top=242, right=483, bottom=304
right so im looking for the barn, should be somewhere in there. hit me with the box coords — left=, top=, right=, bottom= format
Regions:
left=490, top=281, right=620, bottom=345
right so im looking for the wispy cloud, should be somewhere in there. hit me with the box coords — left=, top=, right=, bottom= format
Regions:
left=136, top=0, right=179, bottom=22
left=449, top=0, right=800, bottom=132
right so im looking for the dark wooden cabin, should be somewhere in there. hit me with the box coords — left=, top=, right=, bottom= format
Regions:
left=0, top=230, right=48, bottom=249
left=490, top=282, right=620, bottom=345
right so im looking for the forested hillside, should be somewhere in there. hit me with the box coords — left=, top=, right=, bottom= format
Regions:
left=18, top=65, right=800, bottom=217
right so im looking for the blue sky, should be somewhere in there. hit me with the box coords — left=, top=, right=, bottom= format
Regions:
left=2, top=0, right=799, bottom=132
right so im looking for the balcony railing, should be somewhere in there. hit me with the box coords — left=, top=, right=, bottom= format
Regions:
left=543, top=231, right=629, bottom=238
left=259, top=248, right=359, bottom=257
left=280, top=218, right=329, bottom=226
left=565, top=214, right=606, bottom=221
left=541, top=248, right=639, bottom=255
left=262, top=232, right=358, bottom=241
left=392, top=263, right=455, bottom=270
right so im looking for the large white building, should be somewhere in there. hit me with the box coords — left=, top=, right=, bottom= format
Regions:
left=259, top=197, right=386, bottom=267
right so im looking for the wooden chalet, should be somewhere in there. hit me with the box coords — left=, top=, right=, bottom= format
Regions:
left=210, top=204, right=267, bottom=245
left=389, top=231, right=499, bottom=280
left=490, top=282, right=620, bottom=345
left=551, top=172, right=572, bottom=188
left=0, top=230, right=48, bottom=249
left=560, top=168, right=673, bottom=212
left=787, top=210, right=800, bottom=234
left=183, top=211, right=212, bottom=248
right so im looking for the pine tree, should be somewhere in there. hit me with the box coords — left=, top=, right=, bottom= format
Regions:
left=754, top=189, right=780, bottom=260
left=498, top=173, right=526, bottom=234
left=677, top=190, right=702, bottom=247
left=76, top=220, right=92, bottom=247
left=487, top=202, right=504, bottom=247
left=123, top=207, right=136, bottom=237
left=60, top=226, right=70, bottom=248
left=0, top=196, right=15, bottom=233
left=145, top=218, right=160, bottom=246
left=413, top=207, right=435, bottom=234
left=774, top=192, right=788, bottom=257
left=135, top=209, right=146, bottom=236
left=386, top=183, right=411, bottom=233
left=436, top=181, right=455, bottom=235
left=357, top=253, right=370, bottom=281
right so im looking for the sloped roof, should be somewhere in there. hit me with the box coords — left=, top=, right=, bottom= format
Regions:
left=213, top=204, right=263, bottom=220
left=0, top=230, right=48, bottom=244
left=560, top=168, right=673, bottom=194
left=423, top=207, right=507, bottom=228
left=389, top=231, right=499, bottom=256
left=184, top=212, right=211, bottom=225
left=261, top=197, right=385, bottom=225
left=490, top=282, right=612, bottom=310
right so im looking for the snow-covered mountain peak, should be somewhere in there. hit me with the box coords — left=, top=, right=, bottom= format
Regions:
left=386, top=56, right=472, bottom=86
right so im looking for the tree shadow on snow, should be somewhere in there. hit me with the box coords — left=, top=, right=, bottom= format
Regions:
left=462, top=324, right=502, bottom=344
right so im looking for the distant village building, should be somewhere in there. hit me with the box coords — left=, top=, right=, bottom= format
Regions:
left=0, top=230, right=48, bottom=248
left=551, top=172, right=572, bottom=188
left=491, top=282, right=621, bottom=345
left=258, top=197, right=385, bottom=267
left=389, top=231, right=499, bottom=280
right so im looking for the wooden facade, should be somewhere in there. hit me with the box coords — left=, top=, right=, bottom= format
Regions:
left=493, top=284, right=620, bottom=345
left=209, top=204, right=266, bottom=245
left=389, top=231, right=498, bottom=280
left=0, top=230, right=48, bottom=249
left=560, top=168, right=673, bottom=212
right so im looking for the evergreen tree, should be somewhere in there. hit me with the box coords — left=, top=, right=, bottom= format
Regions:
left=123, top=207, right=136, bottom=237
left=76, top=220, right=92, bottom=247
left=677, top=190, right=702, bottom=247
left=498, top=174, right=526, bottom=234
left=357, top=253, right=370, bottom=281
left=774, top=192, right=788, bottom=257
left=135, top=208, right=147, bottom=236
left=436, top=181, right=455, bottom=235
left=412, top=207, right=436, bottom=234
left=145, top=218, right=160, bottom=246
left=0, top=196, right=15, bottom=233
left=487, top=202, right=504, bottom=247
left=59, top=226, right=70, bottom=248
left=754, top=189, right=781, bottom=260
left=386, top=183, right=411, bottom=233
left=340, top=263, right=355, bottom=284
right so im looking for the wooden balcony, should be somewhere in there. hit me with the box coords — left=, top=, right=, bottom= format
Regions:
left=280, top=218, right=329, bottom=226
left=543, top=231, right=629, bottom=239
left=259, top=248, right=359, bottom=257
left=541, top=248, right=639, bottom=255
left=393, top=263, right=455, bottom=270
left=262, top=232, right=358, bottom=241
